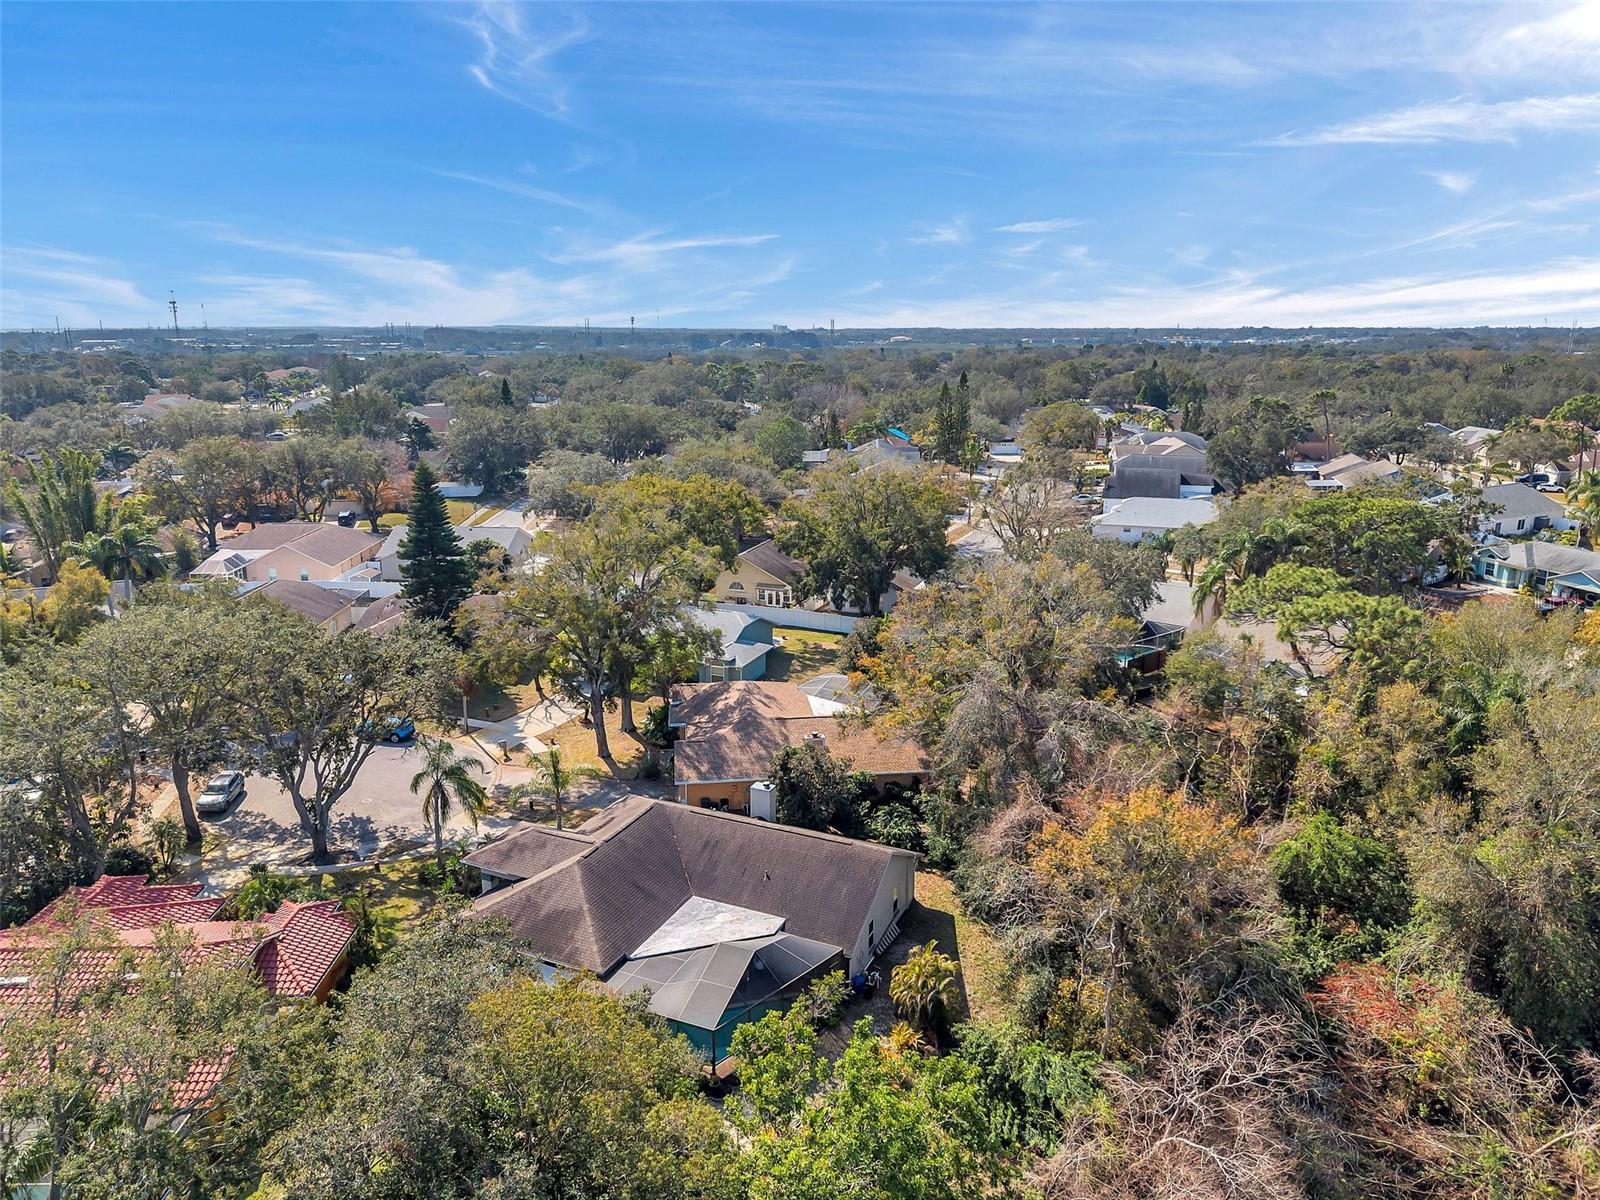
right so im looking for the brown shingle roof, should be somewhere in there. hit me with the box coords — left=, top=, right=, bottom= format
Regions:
left=668, top=681, right=927, bottom=785
left=738, top=539, right=804, bottom=584
left=470, top=797, right=912, bottom=975
left=669, top=680, right=812, bottom=728
left=463, top=824, right=594, bottom=881
left=220, top=521, right=380, bottom=565
left=251, top=579, right=354, bottom=625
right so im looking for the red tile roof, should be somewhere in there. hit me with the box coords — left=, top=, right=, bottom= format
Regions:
left=3, top=877, right=354, bottom=1002
left=254, top=900, right=356, bottom=996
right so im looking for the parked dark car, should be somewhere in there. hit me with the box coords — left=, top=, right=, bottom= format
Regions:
left=336, top=509, right=357, bottom=527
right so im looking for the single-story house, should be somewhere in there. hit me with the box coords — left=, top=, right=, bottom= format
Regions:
left=1450, top=426, right=1501, bottom=461
left=849, top=434, right=922, bottom=469
left=1471, top=540, right=1600, bottom=592
left=189, top=522, right=382, bottom=584
left=403, top=403, right=453, bottom=433
left=1313, top=453, right=1404, bottom=489
left=668, top=680, right=928, bottom=816
left=1091, top=496, right=1219, bottom=543
left=377, top=521, right=533, bottom=581
left=1550, top=569, right=1600, bottom=606
left=710, top=538, right=805, bottom=608
left=801, top=449, right=833, bottom=467
left=244, top=577, right=358, bottom=631
left=467, top=796, right=916, bottom=1061
left=1477, top=482, right=1574, bottom=538
left=352, top=593, right=410, bottom=634
left=986, top=441, right=1024, bottom=468
left=689, top=608, right=777, bottom=682
left=1, top=875, right=355, bottom=1004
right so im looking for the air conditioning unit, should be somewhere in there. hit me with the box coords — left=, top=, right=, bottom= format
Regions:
left=749, top=780, right=775, bottom=822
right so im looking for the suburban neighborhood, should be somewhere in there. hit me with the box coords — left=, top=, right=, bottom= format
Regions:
left=5, top=1, right=1600, bottom=1196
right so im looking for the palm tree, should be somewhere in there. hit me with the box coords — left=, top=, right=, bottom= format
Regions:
left=889, top=941, right=961, bottom=1048
left=67, top=499, right=165, bottom=614
left=408, top=736, right=489, bottom=871
left=518, top=746, right=600, bottom=831
left=1567, top=470, right=1600, bottom=549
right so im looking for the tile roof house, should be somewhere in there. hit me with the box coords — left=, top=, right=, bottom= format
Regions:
left=1, top=875, right=356, bottom=1005
left=467, top=796, right=916, bottom=1061
left=189, top=521, right=382, bottom=584
left=668, top=681, right=928, bottom=817
left=710, top=538, right=806, bottom=607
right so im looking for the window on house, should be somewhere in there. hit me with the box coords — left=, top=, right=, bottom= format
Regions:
left=300, top=568, right=310, bottom=581
left=1516, top=519, right=1526, bottom=531
left=267, top=568, right=278, bottom=582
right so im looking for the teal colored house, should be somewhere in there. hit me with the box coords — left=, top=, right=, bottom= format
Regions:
left=1472, top=541, right=1600, bottom=593
left=691, top=608, right=777, bottom=682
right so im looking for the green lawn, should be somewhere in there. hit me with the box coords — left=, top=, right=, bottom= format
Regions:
left=309, top=858, right=446, bottom=957
left=909, top=871, right=1011, bottom=1025
left=464, top=669, right=548, bottom=722
left=765, top=627, right=845, bottom=683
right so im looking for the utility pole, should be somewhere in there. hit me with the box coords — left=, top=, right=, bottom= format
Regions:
left=168, top=293, right=179, bottom=335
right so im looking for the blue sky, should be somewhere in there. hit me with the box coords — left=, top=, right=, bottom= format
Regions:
left=2, top=1, right=1598, bottom=329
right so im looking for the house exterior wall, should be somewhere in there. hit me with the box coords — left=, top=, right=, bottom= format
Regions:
left=677, top=772, right=926, bottom=816
left=1092, top=521, right=1171, bottom=544
left=245, top=546, right=366, bottom=583
left=712, top=560, right=794, bottom=606
left=844, top=854, right=917, bottom=976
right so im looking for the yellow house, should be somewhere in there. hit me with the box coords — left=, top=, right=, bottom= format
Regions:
left=711, top=539, right=805, bottom=608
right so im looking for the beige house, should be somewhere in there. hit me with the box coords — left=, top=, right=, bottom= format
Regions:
left=190, top=522, right=381, bottom=584
left=247, top=578, right=358, bottom=631
left=669, top=681, right=928, bottom=815
left=710, top=539, right=806, bottom=607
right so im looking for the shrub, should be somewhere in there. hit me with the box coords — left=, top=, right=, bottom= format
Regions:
left=103, top=842, right=155, bottom=879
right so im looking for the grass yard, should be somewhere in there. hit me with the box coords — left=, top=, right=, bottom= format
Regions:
left=545, top=698, right=664, bottom=779
left=766, top=627, right=845, bottom=683
left=907, top=870, right=1011, bottom=1025
left=464, top=670, right=548, bottom=722
left=309, top=858, right=446, bottom=957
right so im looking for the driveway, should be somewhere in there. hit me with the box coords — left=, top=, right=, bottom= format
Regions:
left=186, top=739, right=536, bottom=888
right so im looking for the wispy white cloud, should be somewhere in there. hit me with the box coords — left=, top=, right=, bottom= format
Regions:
left=458, top=1, right=590, bottom=117
left=551, top=231, right=778, bottom=269
left=429, top=169, right=606, bottom=215
left=995, top=217, right=1083, bottom=234
left=1459, top=1, right=1600, bottom=81
left=1421, top=169, right=1477, bottom=194
left=192, top=225, right=606, bottom=325
left=908, top=216, right=969, bottom=246
left=1269, top=93, right=1600, bottom=145
left=0, top=246, right=161, bottom=327
left=826, top=258, right=1600, bottom=329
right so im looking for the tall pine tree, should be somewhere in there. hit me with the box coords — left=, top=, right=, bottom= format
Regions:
left=931, top=380, right=971, bottom=465
left=400, top=461, right=473, bottom=623
left=500, top=377, right=514, bottom=406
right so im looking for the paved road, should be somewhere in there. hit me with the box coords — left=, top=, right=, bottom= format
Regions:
left=188, top=740, right=534, bottom=887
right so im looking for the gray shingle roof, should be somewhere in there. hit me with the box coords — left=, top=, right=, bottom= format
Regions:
left=737, top=539, right=804, bottom=584
left=470, top=797, right=912, bottom=976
